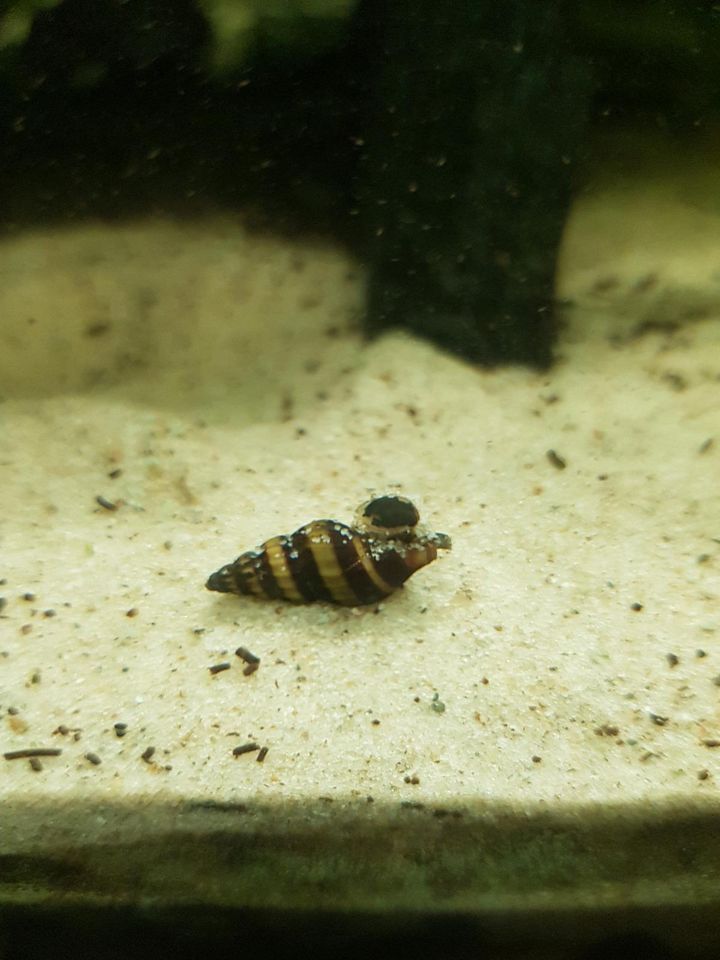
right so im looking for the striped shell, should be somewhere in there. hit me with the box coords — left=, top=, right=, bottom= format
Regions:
left=206, top=496, right=451, bottom=606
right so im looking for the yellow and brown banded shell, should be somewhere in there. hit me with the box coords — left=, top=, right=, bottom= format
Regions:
left=206, top=496, right=451, bottom=606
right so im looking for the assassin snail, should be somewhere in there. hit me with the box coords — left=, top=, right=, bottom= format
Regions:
left=206, top=495, right=451, bottom=606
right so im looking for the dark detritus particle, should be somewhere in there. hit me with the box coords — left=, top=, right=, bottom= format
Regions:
left=630, top=602, right=644, bottom=611
left=95, top=495, right=118, bottom=511
left=125, top=608, right=138, bottom=618
left=698, top=438, right=714, bottom=454
left=256, top=746, right=269, bottom=762
left=546, top=449, right=567, bottom=470
left=21, top=593, right=35, bottom=602
left=187, top=800, right=250, bottom=813
left=108, top=468, right=123, bottom=479
left=592, top=276, right=619, bottom=293
left=235, top=646, right=260, bottom=665
left=649, top=713, right=669, bottom=726
left=232, top=742, right=259, bottom=757
left=0, top=598, right=6, bottom=613
left=29, top=757, right=43, bottom=772
left=660, top=371, right=688, bottom=392
left=208, top=662, right=231, bottom=676
left=594, top=724, right=619, bottom=737
left=141, top=746, right=156, bottom=763
left=85, top=321, right=111, bottom=337
left=632, top=273, right=659, bottom=294
left=666, top=653, right=679, bottom=667
left=698, top=769, right=710, bottom=780
left=113, top=722, right=128, bottom=737
left=84, top=752, right=102, bottom=765
left=4, top=748, right=62, bottom=760
left=702, top=739, right=720, bottom=748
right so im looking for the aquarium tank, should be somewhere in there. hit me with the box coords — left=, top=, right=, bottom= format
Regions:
left=1, top=2, right=720, bottom=958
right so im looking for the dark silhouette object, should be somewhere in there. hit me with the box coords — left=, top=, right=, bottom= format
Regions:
left=350, top=0, right=593, bottom=366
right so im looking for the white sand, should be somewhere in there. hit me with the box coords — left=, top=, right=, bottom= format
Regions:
left=1, top=154, right=719, bottom=877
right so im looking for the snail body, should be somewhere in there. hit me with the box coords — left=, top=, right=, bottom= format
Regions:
left=206, top=496, right=450, bottom=606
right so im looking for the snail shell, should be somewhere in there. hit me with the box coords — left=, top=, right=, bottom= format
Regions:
left=206, top=495, right=451, bottom=606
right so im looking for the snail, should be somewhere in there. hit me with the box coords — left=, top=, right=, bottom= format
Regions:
left=206, top=495, right=451, bottom=606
